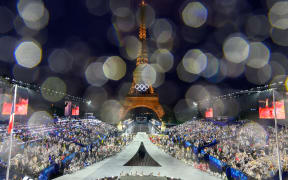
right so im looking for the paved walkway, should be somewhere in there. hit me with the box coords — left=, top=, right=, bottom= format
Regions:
left=56, top=133, right=219, bottom=180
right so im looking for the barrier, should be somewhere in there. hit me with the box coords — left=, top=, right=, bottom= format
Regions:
left=183, top=140, right=250, bottom=180
left=38, top=164, right=59, bottom=180
left=199, top=139, right=218, bottom=150
left=208, top=155, right=226, bottom=173
left=62, top=153, right=76, bottom=164
left=204, top=118, right=236, bottom=126
left=184, top=141, right=191, bottom=148
left=230, top=167, right=248, bottom=180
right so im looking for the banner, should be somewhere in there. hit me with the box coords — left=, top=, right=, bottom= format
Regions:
left=205, top=108, right=213, bottom=118
left=2, top=98, right=28, bottom=115
left=64, top=101, right=72, bottom=116
left=259, top=99, right=285, bottom=119
left=72, top=105, right=79, bottom=116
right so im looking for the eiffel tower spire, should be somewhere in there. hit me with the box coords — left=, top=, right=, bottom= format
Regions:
left=137, top=0, right=148, bottom=66
left=128, top=0, right=154, bottom=95
left=119, top=0, right=164, bottom=120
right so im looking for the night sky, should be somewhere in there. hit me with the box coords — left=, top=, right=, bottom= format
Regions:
left=0, top=0, right=288, bottom=117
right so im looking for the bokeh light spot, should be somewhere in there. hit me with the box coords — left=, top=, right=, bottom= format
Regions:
left=245, top=65, right=272, bottom=85
left=270, top=28, right=288, bottom=46
left=152, top=19, right=173, bottom=44
left=269, top=1, right=288, bottom=30
left=136, top=4, right=155, bottom=27
left=177, top=62, right=199, bottom=83
left=141, top=64, right=157, bottom=85
left=201, top=53, right=219, bottom=78
left=48, top=49, right=74, bottom=73
left=14, top=40, right=42, bottom=68
left=109, top=0, right=131, bottom=17
left=245, top=15, right=270, bottom=41
left=246, top=42, right=270, bottom=69
left=28, top=111, right=53, bottom=128
left=223, top=35, right=249, bottom=63
left=150, top=64, right=165, bottom=88
left=103, top=56, right=126, bottom=80
left=100, top=100, right=122, bottom=124
left=150, top=49, right=174, bottom=72
left=182, top=49, right=207, bottom=74
left=85, top=61, right=108, bottom=87
left=17, top=0, right=45, bottom=22
left=123, top=36, right=141, bottom=60
left=41, top=77, right=67, bottom=102
left=182, top=2, right=208, bottom=28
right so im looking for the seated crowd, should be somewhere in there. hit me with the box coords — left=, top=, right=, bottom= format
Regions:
left=0, top=118, right=134, bottom=179
left=150, top=120, right=288, bottom=180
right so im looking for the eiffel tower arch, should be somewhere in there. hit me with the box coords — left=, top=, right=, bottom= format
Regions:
left=119, top=96, right=164, bottom=120
left=119, top=0, right=164, bottom=121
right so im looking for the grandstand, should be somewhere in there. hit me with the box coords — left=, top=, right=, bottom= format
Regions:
left=1, top=0, right=288, bottom=179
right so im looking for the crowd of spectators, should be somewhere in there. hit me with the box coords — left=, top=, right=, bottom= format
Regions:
left=150, top=119, right=288, bottom=179
left=63, top=133, right=133, bottom=174
left=0, top=118, right=133, bottom=179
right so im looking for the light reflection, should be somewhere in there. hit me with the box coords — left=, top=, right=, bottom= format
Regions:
left=18, top=0, right=44, bottom=22
left=113, top=10, right=136, bottom=32
left=48, top=48, right=74, bottom=73
left=269, top=1, right=288, bottom=30
left=85, top=61, right=108, bottom=87
left=109, top=0, right=131, bottom=17
left=150, top=64, right=165, bottom=88
left=17, top=0, right=49, bottom=31
left=41, top=77, right=67, bottom=102
left=182, top=1, right=208, bottom=28
left=122, top=36, right=141, bottom=60
left=150, top=49, right=174, bottom=73
left=223, top=35, right=250, bottom=64
left=201, top=53, right=219, bottom=78
left=100, top=99, right=123, bottom=124
left=177, top=62, right=199, bottom=83
left=141, top=64, right=157, bottom=85
left=246, top=42, right=270, bottom=69
left=245, top=65, right=272, bottom=85
left=245, top=15, right=270, bottom=41
left=270, top=28, right=288, bottom=46
left=14, top=40, right=42, bottom=68
left=152, top=19, right=173, bottom=44
left=136, top=4, right=155, bottom=27
left=182, top=49, right=207, bottom=74
left=103, top=56, right=126, bottom=81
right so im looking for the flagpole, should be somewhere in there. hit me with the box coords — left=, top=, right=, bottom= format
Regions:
left=272, top=89, right=282, bottom=180
left=6, top=84, right=17, bottom=180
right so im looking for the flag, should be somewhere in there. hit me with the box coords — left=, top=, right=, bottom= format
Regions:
left=7, top=86, right=17, bottom=134
left=7, top=101, right=15, bottom=134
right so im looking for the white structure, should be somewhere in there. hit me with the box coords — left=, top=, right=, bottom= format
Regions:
left=56, top=133, right=219, bottom=180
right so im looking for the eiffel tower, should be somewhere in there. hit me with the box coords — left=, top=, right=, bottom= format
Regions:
left=119, top=0, right=164, bottom=120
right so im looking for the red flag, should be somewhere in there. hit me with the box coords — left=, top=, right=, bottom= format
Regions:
left=7, top=86, right=16, bottom=134
left=7, top=112, right=14, bottom=134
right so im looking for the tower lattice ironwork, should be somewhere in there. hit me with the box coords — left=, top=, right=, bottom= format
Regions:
left=119, top=0, right=164, bottom=120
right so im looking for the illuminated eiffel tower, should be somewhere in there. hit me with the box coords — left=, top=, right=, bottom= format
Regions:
left=119, top=0, right=164, bottom=120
